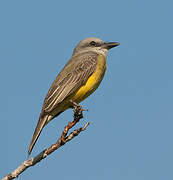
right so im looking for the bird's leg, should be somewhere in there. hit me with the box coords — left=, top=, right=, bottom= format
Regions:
left=69, top=100, right=88, bottom=121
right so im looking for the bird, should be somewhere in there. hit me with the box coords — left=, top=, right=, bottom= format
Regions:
left=28, top=37, right=119, bottom=157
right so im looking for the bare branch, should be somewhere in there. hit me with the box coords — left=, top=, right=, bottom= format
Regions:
left=2, top=104, right=90, bottom=180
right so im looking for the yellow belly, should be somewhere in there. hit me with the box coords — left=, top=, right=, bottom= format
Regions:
left=49, top=54, right=107, bottom=118
left=72, top=54, right=106, bottom=103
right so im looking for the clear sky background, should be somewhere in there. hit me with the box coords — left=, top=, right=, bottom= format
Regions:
left=0, top=0, right=173, bottom=179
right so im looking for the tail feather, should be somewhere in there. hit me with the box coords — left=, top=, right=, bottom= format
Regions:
left=28, top=115, right=48, bottom=158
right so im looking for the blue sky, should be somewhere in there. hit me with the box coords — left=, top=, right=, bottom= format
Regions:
left=1, top=0, right=173, bottom=179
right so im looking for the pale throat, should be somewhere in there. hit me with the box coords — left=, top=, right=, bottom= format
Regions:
left=73, top=48, right=108, bottom=57
left=92, top=48, right=108, bottom=57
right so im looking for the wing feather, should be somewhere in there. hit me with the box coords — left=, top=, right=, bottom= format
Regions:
left=42, top=52, right=98, bottom=114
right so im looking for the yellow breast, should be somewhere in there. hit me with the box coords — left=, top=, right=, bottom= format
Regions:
left=72, top=54, right=106, bottom=103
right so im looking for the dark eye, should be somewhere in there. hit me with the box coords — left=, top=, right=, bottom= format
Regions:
left=90, top=41, right=96, bottom=46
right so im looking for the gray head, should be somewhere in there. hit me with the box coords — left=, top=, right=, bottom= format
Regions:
left=72, top=37, right=119, bottom=57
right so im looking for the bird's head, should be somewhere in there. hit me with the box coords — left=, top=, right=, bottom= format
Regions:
left=73, top=37, right=119, bottom=56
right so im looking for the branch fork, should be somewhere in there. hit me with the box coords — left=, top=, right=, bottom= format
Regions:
left=2, top=103, right=89, bottom=180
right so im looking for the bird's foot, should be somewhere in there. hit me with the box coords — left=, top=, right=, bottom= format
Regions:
left=69, top=100, right=88, bottom=120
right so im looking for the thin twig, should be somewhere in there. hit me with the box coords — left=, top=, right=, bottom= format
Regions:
left=2, top=104, right=90, bottom=180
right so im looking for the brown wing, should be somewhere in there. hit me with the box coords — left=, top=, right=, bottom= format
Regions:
left=42, top=51, right=98, bottom=114
left=28, top=52, right=98, bottom=157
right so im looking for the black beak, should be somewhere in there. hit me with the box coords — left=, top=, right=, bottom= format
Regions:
left=103, top=42, right=120, bottom=50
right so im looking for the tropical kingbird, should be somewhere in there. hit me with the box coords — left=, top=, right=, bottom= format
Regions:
left=28, top=37, right=119, bottom=156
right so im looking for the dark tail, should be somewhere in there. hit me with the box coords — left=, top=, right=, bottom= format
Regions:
left=27, top=115, right=48, bottom=159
